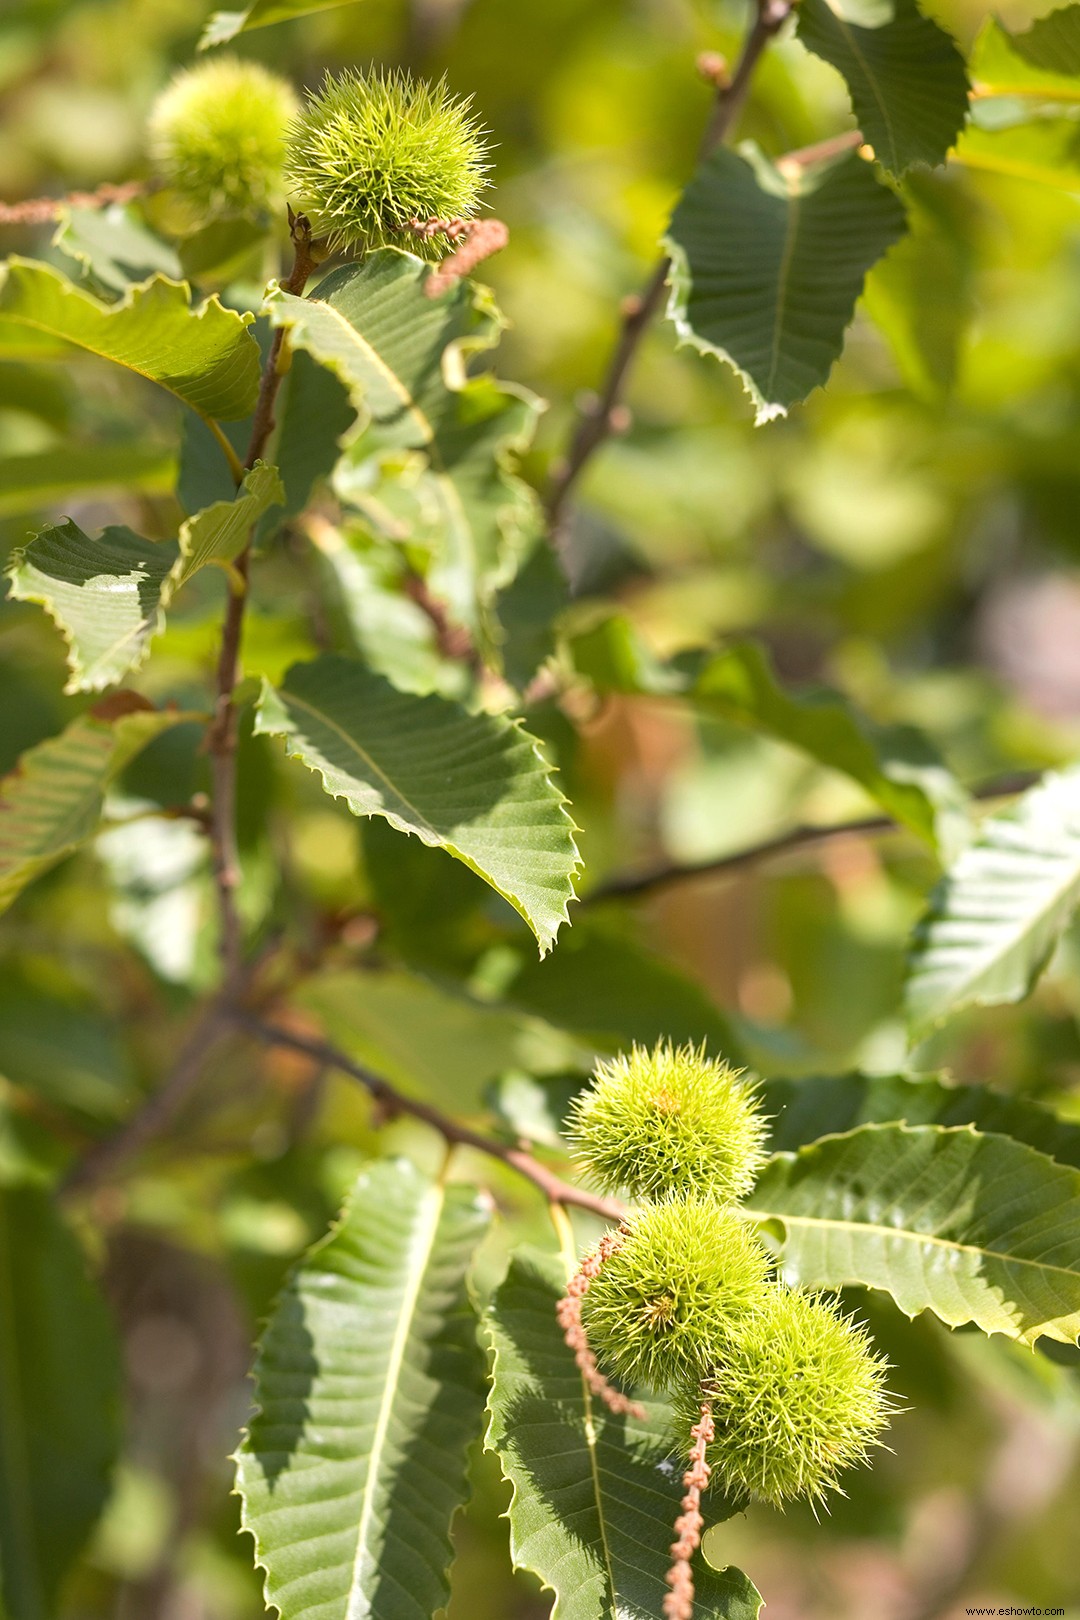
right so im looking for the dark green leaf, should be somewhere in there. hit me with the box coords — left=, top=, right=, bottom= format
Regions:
left=1006, top=3, right=1080, bottom=74
left=236, top=1158, right=490, bottom=1620
left=665, top=144, right=907, bottom=421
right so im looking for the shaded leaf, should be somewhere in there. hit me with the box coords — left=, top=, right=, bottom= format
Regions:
left=0, top=973, right=134, bottom=1123
left=905, top=767, right=1080, bottom=1036
left=0, top=1182, right=122, bottom=1620
left=745, top=1122, right=1080, bottom=1344
left=485, top=1247, right=762, bottom=1620
left=0, top=444, right=175, bottom=519
left=759, top=1070, right=1080, bottom=1169
left=1006, top=3, right=1080, bottom=74
left=265, top=249, right=542, bottom=640
left=665, top=144, right=907, bottom=422
left=255, top=652, right=580, bottom=953
left=7, top=464, right=282, bottom=692
left=797, top=0, right=969, bottom=177
left=274, top=350, right=354, bottom=519
left=0, top=258, right=260, bottom=421
left=53, top=204, right=182, bottom=294
left=201, top=0, right=359, bottom=48
left=236, top=1158, right=490, bottom=1620
left=688, top=640, right=967, bottom=852
left=0, top=697, right=191, bottom=914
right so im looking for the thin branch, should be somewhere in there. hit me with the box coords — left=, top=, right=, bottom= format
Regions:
left=234, top=1012, right=627, bottom=1222
left=205, top=211, right=318, bottom=986
left=585, top=773, right=1041, bottom=906
left=544, top=0, right=793, bottom=529
left=0, top=180, right=145, bottom=226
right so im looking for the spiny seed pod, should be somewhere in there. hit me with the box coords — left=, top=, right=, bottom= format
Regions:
left=580, top=1197, right=773, bottom=1393
left=283, top=69, right=490, bottom=257
left=148, top=57, right=298, bottom=220
left=675, top=1287, right=895, bottom=1509
left=568, top=1042, right=767, bottom=1202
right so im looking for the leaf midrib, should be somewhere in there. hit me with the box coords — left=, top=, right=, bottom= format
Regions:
left=346, top=1177, right=446, bottom=1620
left=765, top=188, right=802, bottom=399
left=829, top=9, right=899, bottom=169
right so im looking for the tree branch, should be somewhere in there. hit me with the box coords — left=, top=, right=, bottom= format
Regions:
left=233, top=1012, right=627, bottom=1222
left=544, top=0, right=793, bottom=529
left=584, top=773, right=1040, bottom=906
left=205, top=212, right=318, bottom=986
left=0, top=180, right=145, bottom=226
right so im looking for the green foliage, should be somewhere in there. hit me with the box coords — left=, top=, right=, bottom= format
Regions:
left=568, top=1041, right=767, bottom=1200
left=665, top=145, right=907, bottom=421
left=149, top=58, right=298, bottom=221
left=284, top=70, right=490, bottom=254
left=237, top=1158, right=490, bottom=1620
left=0, top=260, right=260, bottom=421
left=675, top=1286, right=894, bottom=1509
left=485, top=1248, right=763, bottom=1620
left=1006, top=3, right=1080, bottom=73
left=6, top=463, right=281, bottom=690
left=200, top=0, right=361, bottom=49
left=0, top=1181, right=122, bottom=1620
left=796, top=0, right=969, bottom=178
left=254, top=653, right=580, bottom=952
left=581, top=1197, right=773, bottom=1391
left=745, top=1123, right=1080, bottom=1344
left=905, top=767, right=1080, bottom=1036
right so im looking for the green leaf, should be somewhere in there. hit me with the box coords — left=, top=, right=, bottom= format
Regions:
left=7, top=464, right=283, bottom=692
left=759, top=1071, right=1080, bottom=1169
left=274, top=349, right=354, bottom=519
left=200, top=0, right=359, bottom=49
left=905, top=767, right=1080, bottom=1036
left=796, top=0, right=969, bottom=178
left=688, top=641, right=966, bottom=851
left=0, top=444, right=175, bottom=519
left=53, top=204, right=182, bottom=294
left=664, top=144, right=907, bottom=422
left=745, top=1122, right=1080, bottom=1344
left=265, top=249, right=542, bottom=639
left=299, top=968, right=587, bottom=1112
left=254, top=653, right=580, bottom=953
left=485, top=1247, right=762, bottom=1620
left=0, top=696, right=191, bottom=914
left=0, top=973, right=135, bottom=1123
left=236, top=1158, right=490, bottom=1620
left=1006, top=3, right=1080, bottom=74
left=0, top=258, right=260, bottom=421
left=0, top=1182, right=122, bottom=1620
left=956, top=23, right=1080, bottom=189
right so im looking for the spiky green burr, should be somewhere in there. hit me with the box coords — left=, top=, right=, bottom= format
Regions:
left=676, top=1286, right=896, bottom=1509
left=567, top=1041, right=768, bottom=1202
left=283, top=69, right=490, bottom=257
left=148, top=56, right=298, bottom=220
left=580, top=1197, right=773, bottom=1393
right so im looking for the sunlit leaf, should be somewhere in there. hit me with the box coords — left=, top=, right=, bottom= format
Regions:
left=0, top=258, right=260, bottom=420
left=7, top=464, right=282, bottom=692
left=255, top=652, right=580, bottom=953
left=0, top=1182, right=122, bottom=1620
left=665, top=144, right=907, bottom=422
left=745, top=1122, right=1080, bottom=1344
left=905, top=767, right=1080, bottom=1035
left=200, top=0, right=359, bottom=49
left=237, top=1158, right=490, bottom=1620
left=0, top=696, right=192, bottom=914
left=265, top=249, right=542, bottom=640
left=797, top=0, right=969, bottom=177
left=485, top=1247, right=763, bottom=1620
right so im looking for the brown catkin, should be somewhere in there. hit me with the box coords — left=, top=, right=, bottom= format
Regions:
left=555, top=1226, right=646, bottom=1420
left=663, top=1402, right=714, bottom=1620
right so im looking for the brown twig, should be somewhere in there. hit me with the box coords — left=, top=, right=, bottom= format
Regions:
left=664, top=1402, right=715, bottom=1620
left=545, top=0, right=793, bottom=529
left=584, top=773, right=1040, bottom=906
left=233, top=1012, right=627, bottom=1221
left=0, top=180, right=145, bottom=226
left=205, top=211, right=318, bottom=986
left=556, top=1227, right=646, bottom=1419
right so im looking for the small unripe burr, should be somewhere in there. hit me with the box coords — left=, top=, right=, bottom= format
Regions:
left=674, top=1286, right=896, bottom=1509
left=148, top=57, right=298, bottom=221
left=567, top=1041, right=768, bottom=1203
left=580, top=1196, right=773, bottom=1393
left=283, top=69, right=490, bottom=258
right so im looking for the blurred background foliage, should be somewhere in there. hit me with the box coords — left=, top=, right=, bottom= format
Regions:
left=3, top=0, right=1080, bottom=1617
